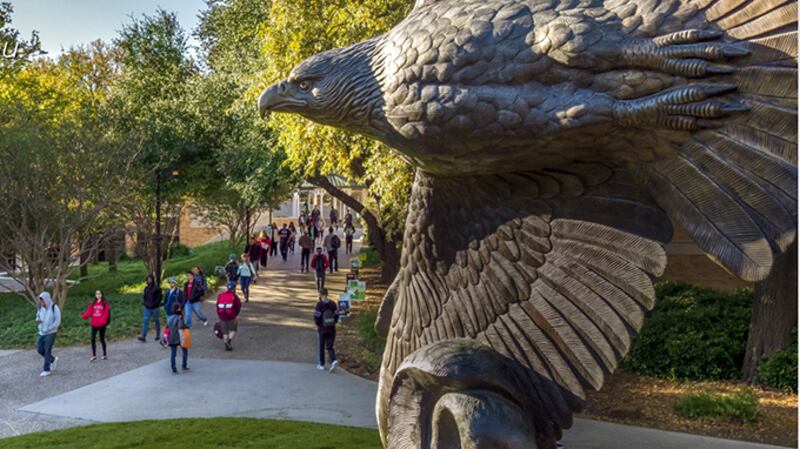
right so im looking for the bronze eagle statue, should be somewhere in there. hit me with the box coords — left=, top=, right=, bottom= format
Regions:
left=259, top=0, right=797, bottom=447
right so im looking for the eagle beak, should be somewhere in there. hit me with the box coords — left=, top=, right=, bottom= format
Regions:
left=258, top=82, right=308, bottom=118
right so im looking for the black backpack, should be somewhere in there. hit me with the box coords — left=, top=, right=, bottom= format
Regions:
left=331, top=235, right=341, bottom=249
left=322, top=308, right=337, bottom=327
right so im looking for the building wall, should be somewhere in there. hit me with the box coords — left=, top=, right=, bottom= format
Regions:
left=179, top=206, right=224, bottom=248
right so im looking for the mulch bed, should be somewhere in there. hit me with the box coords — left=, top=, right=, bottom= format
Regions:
left=337, top=262, right=798, bottom=447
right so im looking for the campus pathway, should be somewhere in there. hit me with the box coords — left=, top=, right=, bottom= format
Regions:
left=0, top=235, right=791, bottom=448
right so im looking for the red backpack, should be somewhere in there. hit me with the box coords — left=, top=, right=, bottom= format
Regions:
left=217, top=291, right=237, bottom=321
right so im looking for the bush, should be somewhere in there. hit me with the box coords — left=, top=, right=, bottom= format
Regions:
left=757, top=331, right=798, bottom=392
left=168, top=242, right=193, bottom=259
left=622, top=282, right=751, bottom=381
left=674, top=388, right=759, bottom=422
left=355, top=309, right=385, bottom=371
left=357, top=246, right=381, bottom=269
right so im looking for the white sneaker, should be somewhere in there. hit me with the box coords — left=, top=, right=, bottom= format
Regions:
left=203, top=320, right=209, bottom=327
left=316, top=364, right=325, bottom=370
left=51, top=356, right=58, bottom=371
left=39, top=371, right=51, bottom=377
left=329, top=361, right=338, bottom=373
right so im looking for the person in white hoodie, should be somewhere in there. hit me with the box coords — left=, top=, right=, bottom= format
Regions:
left=35, top=292, right=61, bottom=377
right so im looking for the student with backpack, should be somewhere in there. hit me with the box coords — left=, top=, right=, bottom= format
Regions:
left=216, top=281, right=242, bottom=351
left=238, top=253, right=256, bottom=302
left=244, top=237, right=262, bottom=281
left=35, top=292, right=61, bottom=377
left=323, top=227, right=341, bottom=273
left=224, top=253, right=240, bottom=292
left=166, top=302, right=190, bottom=374
left=313, top=288, right=339, bottom=372
left=299, top=230, right=314, bottom=272
left=81, top=290, right=111, bottom=362
left=310, top=248, right=329, bottom=293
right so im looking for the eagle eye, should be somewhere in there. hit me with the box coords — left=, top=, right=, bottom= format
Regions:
left=298, top=80, right=311, bottom=91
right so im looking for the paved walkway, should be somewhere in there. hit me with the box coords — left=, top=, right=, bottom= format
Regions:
left=0, top=236, right=790, bottom=448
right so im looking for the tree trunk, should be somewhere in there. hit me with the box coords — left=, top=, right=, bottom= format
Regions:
left=309, top=176, right=401, bottom=282
left=742, top=239, right=798, bottom=382
left=79, top=243, right=89, bottom=278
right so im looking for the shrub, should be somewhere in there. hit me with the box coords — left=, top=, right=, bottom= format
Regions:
left=757, top=331, right=798, bottom=392
left=357, top=246, right=381, bottom=269
left=674, top=388, right=759, bottom=422
left=168, top=242, right=193, bottom=259
left=355, top=309, right=386, bottom=371
left=622, top=282, right=751, bottom=381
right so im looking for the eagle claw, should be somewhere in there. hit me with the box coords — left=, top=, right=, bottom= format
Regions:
left=613, top=83, right=750, bottom=130
left=622, top=28, right=749, bottom=77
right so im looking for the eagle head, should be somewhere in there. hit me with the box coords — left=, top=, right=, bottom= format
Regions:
left=258, top=38, right=386, bottom=138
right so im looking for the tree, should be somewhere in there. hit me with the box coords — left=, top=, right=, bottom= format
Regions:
left=742, top=240, right=798, bottom=382
left=110, top=9, right=200, bottom=279
left=259, top=0, right=414, bottom=281
left=0, top=47, right=138, bottom=307
left=190, top=0, right=296, bottom=249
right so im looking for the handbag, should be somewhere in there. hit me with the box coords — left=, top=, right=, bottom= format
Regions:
left=213, top=321, right=223, bottom=339
left=179, top=328, right=193, bottom=349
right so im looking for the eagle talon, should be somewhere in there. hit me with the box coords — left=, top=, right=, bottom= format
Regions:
left=614, top=84, right=748, bottom=130
left=621, top=29, right=749, bottom=78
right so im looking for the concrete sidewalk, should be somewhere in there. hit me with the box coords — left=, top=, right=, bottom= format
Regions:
left=16, top=357, right=785, bottom=449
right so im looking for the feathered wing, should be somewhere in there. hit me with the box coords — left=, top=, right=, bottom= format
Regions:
left=601, top=0, right=797, bottom=281
left=379, top=164, right=673, bottom=439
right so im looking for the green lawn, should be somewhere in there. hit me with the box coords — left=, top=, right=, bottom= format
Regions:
left=0, top=418, right=383, bottom=449
left=0, top=241, right=233, bottom=349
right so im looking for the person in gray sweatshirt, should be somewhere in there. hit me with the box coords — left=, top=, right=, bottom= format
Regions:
left=35, top=292, right=61, bottom=377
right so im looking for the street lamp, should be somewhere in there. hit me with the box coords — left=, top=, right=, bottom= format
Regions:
left=155, top=168, right=179, bottom=285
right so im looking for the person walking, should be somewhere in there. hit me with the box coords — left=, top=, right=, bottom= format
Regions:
left=216, top=281, right=242, bottom=351
left=344, top=209, right=353, bottom=227
left=193, top=266, right=208, bottom=292
left=278, top=223, right=291, bottom=262
left=344, top=222, right=356, bottom=254
left=310, top=247, right=329, bottom=292
left=35, top=292, right=60, bottom=377
left=238, top=254, right=255, bottom=302
left=138, top=275, right=162, bottom=343
left=269, top=223, right=279, bottom=258
left=184, top=272, right=208, bottom=328
left=317, top=218, right=326, bottom=243
left=166, top=302, right=189, bottom=374
left=288, top=222, right=297, bottom=254
left=81, top=290, right=110, bottom=361
left=299, top=230, right=314, bottom=272
left=164, top=277, right=184, bottom=319
left=224, top=253, right=240, bottom=293
left=329, top=208, right=339, bottom=230
left=311, top=206, right=320, bottom=224
left=258, top=231, right=271, bottom=268
left=244, top=237, right=262, bottom=281
left=323, top=227, right=340, bottom=273
left=313, top=288, right=339, bottom=372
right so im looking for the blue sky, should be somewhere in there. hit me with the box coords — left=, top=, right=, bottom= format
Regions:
left=10, top=0, right=208, bottom=56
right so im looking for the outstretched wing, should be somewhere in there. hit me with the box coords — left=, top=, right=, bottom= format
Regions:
left=380, top=163, right=672, bottom=436
left=598, top=0, right=798, bottom=280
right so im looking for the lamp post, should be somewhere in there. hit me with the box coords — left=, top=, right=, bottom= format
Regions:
left=155, top=168, right=179, bottom=285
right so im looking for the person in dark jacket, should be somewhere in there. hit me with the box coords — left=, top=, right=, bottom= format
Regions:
left=269, top=223, right=279, bottom=257
left=166, top=302, right=189, bottom=374
left=313, top=288, right=339, bottom=372
left=183, top=272, right=208, bottom=328
left=310, top=248, right=329, bottom=292
left=244, top=237, right=262, bottom=281
left=138, top=275, right=162, bottom=343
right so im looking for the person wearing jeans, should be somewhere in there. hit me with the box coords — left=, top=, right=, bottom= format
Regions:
left=138, top=275, right=162, bottom=342
left=166, top=303, right=189, bottom=374
left=299, top=230, right=313, bottom=272
left=35, top=292, right=60, bottom=377
left=313, top=288, right=339, bottom=372
left=238, top=254, right=255, bottom=302
left=183, top=273, right=208, bottom=328
left=310, top=248, right=329, bottom=293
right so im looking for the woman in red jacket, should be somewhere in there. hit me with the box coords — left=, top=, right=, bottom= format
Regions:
left=81, top=289, right=110, bottom=362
